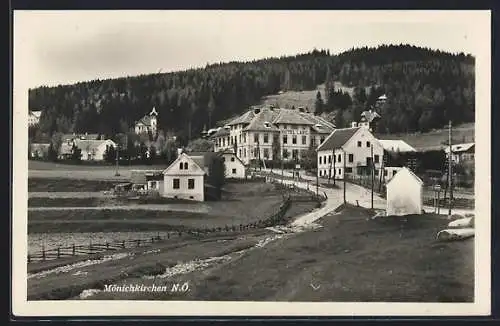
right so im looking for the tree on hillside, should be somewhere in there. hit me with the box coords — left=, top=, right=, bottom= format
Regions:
left=207, top=155, right=226, bottom=200
left=103, top=145, right=117, bottom=164
left=315, top=91, right=324, bottom=115
left=51, top=132, right=64, bottom=156
left=70, top=144, right=82, bottom=163
left=47, top=143, right=58, bottom=162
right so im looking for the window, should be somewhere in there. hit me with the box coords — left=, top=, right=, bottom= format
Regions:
left=238, top=149, right=241, bottom=157
left=243, top=133, right=247, bottom=143
left=348, top=154, right=354, bottom=163
left=302, top=135, right=307, bottom=145
left=319, top=156, right=322, bottom=164
left=320, top=137, right=325, bottom=143
left=292, top=149, right=299, bottom=159
left=231, top=157, right=235, bottom=162
left=150, top=181, right=157, bottom=189
left=254, top=133, right=259, bottom=143
left=393, top=170, right=397, bottom=176
left=263, top=133, right=269, bottom=143
left=263, top=148, right=269, bottom=159
left=232, top=168, right=237, bottom=174
left=338, top=169, right=341, bottom=175
left=292, top=135, right=297, bottom=144
left=184, top=162, right=188, bottom=170
left=179, top=162, right=183, bottom=170
left=173, top=178, right=180, bottom=189
left=188, top=178, right=195, bottom=189
left=366, top=141, right=371, bottom=148
left=374, top=155, right=380, bottom=163
left=328, top=155, right=331, bottom=164
left=244, top=148, right=246, bottom=158
left=357, top=141, right=362, bottom=147
left=283, top=135, right=288, bottom=144
left=346, top=167, right=353, bottom=173
left=338, top=154, right=342, bottom=163
left=311, top=138, right=316, bottom=147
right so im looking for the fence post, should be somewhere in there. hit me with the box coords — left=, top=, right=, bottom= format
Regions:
left=72, top=244, right=76, bottom=256
left=106, top=242, right=110, bottom=249
left=57, top=246, right=60, bottom=259
left=122, top=240, right=125, bottom=248
left=89, top=240, right=92, bottom=254
left=137, top=239, right=141, bottom=247
left=28, top=254, right=31, bottom=263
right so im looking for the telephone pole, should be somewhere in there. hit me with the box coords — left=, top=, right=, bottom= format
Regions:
left=343, top=149, right=346, bottom=204
left=371, top=143, right=374, bottom=209
left=115, top=143, right=120, bottom=176
left=448, top=120, right=452, bottom=215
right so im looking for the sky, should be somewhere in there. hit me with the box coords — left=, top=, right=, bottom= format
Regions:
left=14, top=10, right=489, bottom=89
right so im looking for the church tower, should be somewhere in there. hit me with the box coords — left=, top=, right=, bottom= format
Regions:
left=149, top=107, right=158, bottom=136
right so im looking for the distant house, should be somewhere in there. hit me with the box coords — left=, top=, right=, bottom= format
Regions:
left=444, top=142, right=475, bottom=164
left=59, top=138, right=117, bottom=161
left=62, top=133, right=101, bottom=142
left=162, top=153, right=205, bottom=201
left=28, top=110, right=42, bottom=127
left=220, top=150, right=246, bottom=179
left=130, top=170, right=164, bottom=192
left=378, top=139, right=416, bottom=153
left=135, top=107, right=158, bottom=136
left=316, top=126, right=384, bottom=180
left=386, top=167, right=423, bottom=216
left=30, top=143, right=50, bottom=159
left=357, top=110, right=381, bottom=131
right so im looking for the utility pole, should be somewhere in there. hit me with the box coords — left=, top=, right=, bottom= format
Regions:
left=448, top=120, right=452, bottom=216
left=343, top=149, right=346, bottom=204
left=115, top=143, right=120, bottom=176
left=328, top=147, right=334, bottom=184
left=371, top=143, right=374, bottom=209
left=316, top=166, right=319, bottom=197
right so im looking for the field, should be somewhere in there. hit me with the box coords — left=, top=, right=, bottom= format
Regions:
left=376, top=123, right=475, bottom=150
left=27, top=205, right=473, bottom=301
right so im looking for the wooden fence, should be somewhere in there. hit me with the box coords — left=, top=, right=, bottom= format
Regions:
left=28, top=190, right=320, bottom=264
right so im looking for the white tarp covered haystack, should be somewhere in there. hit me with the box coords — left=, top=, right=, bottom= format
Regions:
left=436, top=228, right=474, bottom=241
left=436, top=214, right=475, bottom=241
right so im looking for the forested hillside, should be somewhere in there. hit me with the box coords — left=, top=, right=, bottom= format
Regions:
left=29, top=44, right=474, bottom=144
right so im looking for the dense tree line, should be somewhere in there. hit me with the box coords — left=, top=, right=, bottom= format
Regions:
left=29, top=45, right=474, bottom=144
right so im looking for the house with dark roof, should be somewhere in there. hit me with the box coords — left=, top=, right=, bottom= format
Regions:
left=134, top=107, right=158, bottom=136
left=351, top=109, right=381, bottom=131
left=211, top=106, right=335, bottom=164
left=316, top=126, right=384, bottom=180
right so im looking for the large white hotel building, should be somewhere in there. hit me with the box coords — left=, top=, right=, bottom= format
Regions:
left=211, top=106, right=335, bottom=165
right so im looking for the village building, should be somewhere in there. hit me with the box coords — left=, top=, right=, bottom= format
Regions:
left=162, top=153, right=205, bottom=201
left=28, top=110, right=42, bottom=127
left=351, top=110, right=381, bottom=132
left=211, top=106, right=335, bottom=165
left=220, top=150, right=246, bottom=179
left=130, top=170, right=164, bottom=192
left=316, top=126, right=384, bottom=180
left=386, top=167, right=424, bottom=216
left=29, top=143, right=50, bottom=159
left=444, top=142, right=475, bottom=164
left=62, top=133, right=101, bottom=142
left=59, top=138, right=117, bottom=161
left=134, top=107, right=158, bottom=136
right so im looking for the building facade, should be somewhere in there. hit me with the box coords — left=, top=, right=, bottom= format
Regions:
left=162, top=153, right=205, bottom=201
left=444, top=143, right=475, bottom=164
left=135, top=107, right=158, bottom=136
left=220, top=151, right=246, bottom=179
left=59, top=138, right=117, bottom=161
left=316, top=126, right=384, bottom=180
left=211, top=107, right=335, bottom=165
left=28, top=110, right=42, bottom=127
left=386, top=167, right=423, bottom=216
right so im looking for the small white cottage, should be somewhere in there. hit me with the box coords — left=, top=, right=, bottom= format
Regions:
left=386, top=167, right=424, bottom=216
left=162, top=153, right=205, bottom=201
left=220, top=150, right=246, bottom=179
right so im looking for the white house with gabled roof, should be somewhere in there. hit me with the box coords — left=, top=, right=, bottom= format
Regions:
left=386, top=167, right=424, bottom=216
left=162, top=153, right=205, bottom=201
left=220, top=149, right=246, bottom=179
left=316, top=126, right=384, bottom=180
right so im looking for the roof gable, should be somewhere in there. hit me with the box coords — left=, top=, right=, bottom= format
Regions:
left=387, top=167, right=423, bottom=187
left=163, top=153, right=205, bottom=176
left=220, top=151, right=246, bottom=166
left=317, top=127, right=361, bottom=152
